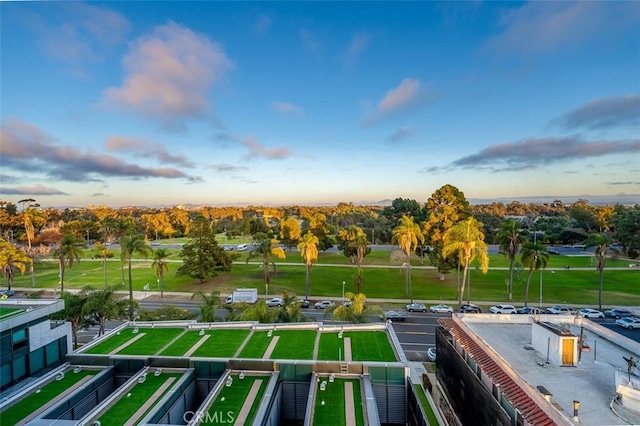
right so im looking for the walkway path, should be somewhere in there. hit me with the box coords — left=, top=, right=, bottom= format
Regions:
left=344, top=381, right=356, bottom=426
left=124, top=376, right=176, bottom=426
left=343, top=337, right=352, bottom=362
left=109, top=333, right=145, bottom=355
left=184, top=334, right=211, bottom=357
left=263, top=336, right=280, bottom=359
left=234, top=379, right=263, bottom=426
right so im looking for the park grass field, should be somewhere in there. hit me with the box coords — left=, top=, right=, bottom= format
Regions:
left=97, top=372, right=181, bottom=425
left=312, top=378, right=364, bottom=426
left=84, top=328, right=184, bottom=355
left=316, top=331, right=397, bottom=362
left=237, top=330, right=316, bottom=359
left=0, top=370, right=96, bottom=426
left=11, top=249, right=640, bottom=307
left=202, top=375, right=268, bottom=426
left=160, top=329, right=250, bottom=358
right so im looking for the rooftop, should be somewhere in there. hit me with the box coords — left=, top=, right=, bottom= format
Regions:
left=458, top=314, right=640, bottom=426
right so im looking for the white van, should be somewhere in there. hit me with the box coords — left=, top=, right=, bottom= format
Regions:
left=236, top=244, right=248, bottom=251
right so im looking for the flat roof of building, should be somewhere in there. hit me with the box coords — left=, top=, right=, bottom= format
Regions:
left=460, top=315, right=640, bottom=426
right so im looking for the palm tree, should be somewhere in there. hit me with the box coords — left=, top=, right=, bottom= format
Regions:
left=584, top=233, right=618, bottom=310
left=391, top=215, right=424, bottom=303
left=120, top=234, right=149, bottom=321
left=99, top=216, right=118, bottom=289
left=0, top=240, right=31, bottom=290
left=238, top=300, right=277, bottom=323
left=246, top=232, right=286, bottom=295
left=326, top=292, right=384, bottom=324
left=277, top=291, right=306, bottom=323
left=114, top=218, right=134, bottom=287
left=53, top=235, right=84, bottom=294
left=496, top=219, right=529, bottom=301
left=83, top=287, right=128, bottom=337
left=442, top=217, right=489, bottom=309
left=192, top=290, right=222, bottom=322
left=297, top=231, right=319, bottom=300
left=23, top=207, right=45, bottom=287
left=521, top=243, right=549, bottom=307
left=152, top=248, right=171, bottom=298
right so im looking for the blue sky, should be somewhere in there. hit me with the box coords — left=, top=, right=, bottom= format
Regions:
left=1, top=1, right=639, bottom=208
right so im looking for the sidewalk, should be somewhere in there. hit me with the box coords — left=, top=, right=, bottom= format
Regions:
left=8, top=286, right=640, bottom=314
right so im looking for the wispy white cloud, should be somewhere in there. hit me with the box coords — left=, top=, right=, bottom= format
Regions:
left=361, top=78, right=435, bottom=127
left=344, top=32, right=372, bottom=65
left=300, top=28, right=321, bottom=53
left=242, top=137, right=291, bottom=160
left=0, top=184, right=68, bottom=196
left=428, top=136, right=640, bottom=173
left=271, top=101, right=304, bottom=116
left=105, top=136, right=195, bottom=167
left=253, top=14, right=272, bottom=35
left=485, top=1, right=640, bottom=56
left=386, top=127, right=414, bottom=144
left=1, top=119, right=198, bottom=182
left=554, top=94, right=640, bottom=130
left=101, top=21, right=233, bottom=131
left=30, top=2, right=130, bottom=65
left=211, top=164, right=249, bottom=173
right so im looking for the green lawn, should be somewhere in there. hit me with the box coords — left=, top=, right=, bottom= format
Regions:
left=0, top=307, right=23, bottom=320
left=317, top=331, right=397, bottom=362
left=0, top=370, right=96, bottom=426
left=413, top=384, right=439, bottom=426
left=160, top=329, right=250, bottom=358
left=11, top=250, right=640, bottom=307
left=202, top=375, right=268, bottom=425
left=117, top=328, right=184, bottom=356
left=97, top=373, right=181, bottom=425
left=237, top=330, right=316, bottom=359
left=313, top=378, right=364, bottom=426
left=84, top=328, right=184, bottom=355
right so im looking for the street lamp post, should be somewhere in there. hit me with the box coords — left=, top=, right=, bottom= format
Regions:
left=342, top=281, right=345, bottom=302
left=539, top=268, right=543, bottom=308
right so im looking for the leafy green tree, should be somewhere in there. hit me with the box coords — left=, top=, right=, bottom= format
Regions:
left=0, top=239, right=31, bottom=290
left=381, top=198, right=425, bottom=223
left=442, top=217, right=489, bottom=309
left=423, top=184, right=471, bottom=279
left=83, top=287, right=128, bottom=337
left=53, top=234, right=84, bottom=293
left=521, top=243, right=549, bottom=307
left=277, top=291, right=307, bottom=323
left=326, top=293, right=384, bottom=324
left=585, top=233, right=618, bottom=310
left=392, top=215, right=424, bottom=302
left=192, top=290, right=223, bottom=322
left=238, top=300, right=277, bottom=323
left=280, top=217, right=302, bottom=250
left=246, top=232, right=286, bottom=295
left=138, top=305, right=194, bottom=321
left=612, top=205, right=640, bottom=258
left=152, top=248, right=171, bottom=298
left=307, top=212, right=333, bottom=251
left=496, top=219, right=529, bottom=301
left=58, top=290, right=94, bottom=349
left=177, top=216, right=232, bottom=283
left=120, top=234, right=150, bottom=321
left=297, top=231, right=319, bottom=300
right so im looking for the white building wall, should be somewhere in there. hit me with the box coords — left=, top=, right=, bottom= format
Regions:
left=29, top=320, right=72, bottom=353
left=531, top=323, right=577, bottom=366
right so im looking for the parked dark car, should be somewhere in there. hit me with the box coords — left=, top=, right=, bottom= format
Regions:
left=460, top=303, right=482, bottom=313
left=299, top=299, right=310, bottom=309
left=516, top=306, right=545, bottom=315
left=604, top=308, right=634, bottom=319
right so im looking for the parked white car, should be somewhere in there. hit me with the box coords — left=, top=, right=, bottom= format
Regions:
left=489, top=304, right=517, bottom=314
left=314, top=300, right=334, bottom=309
left=429, top=304, right=453, bottom=314
left=266, top=297, right=284, bottom=307
left=578, top=308, right=604, bottom=318
left=546, top=305, right=573, bottom=315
